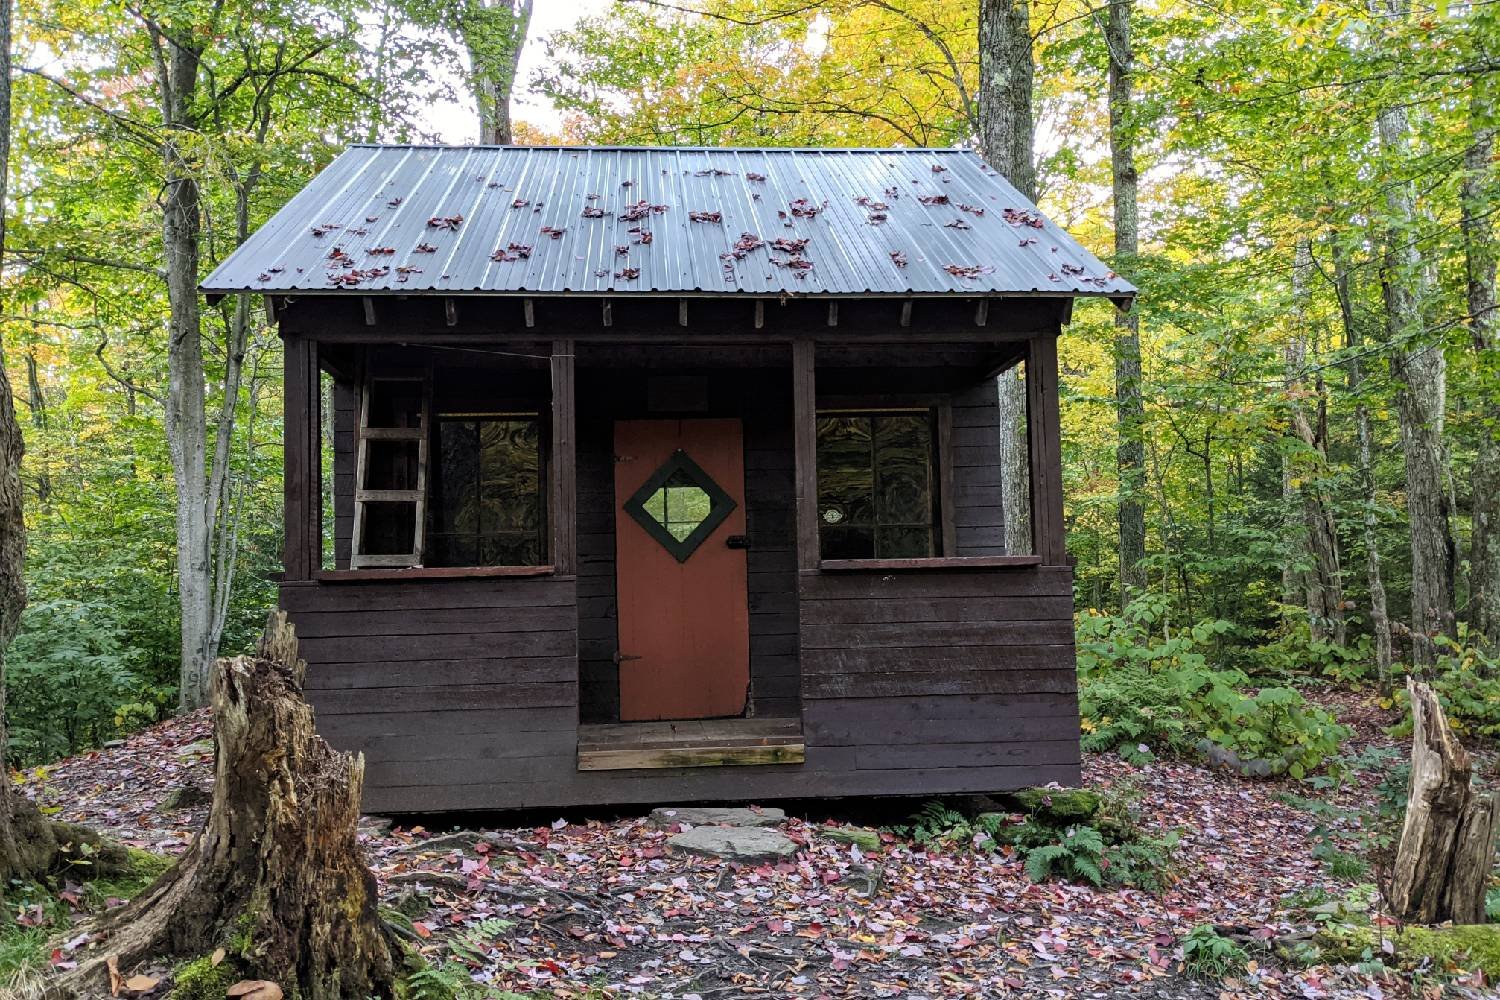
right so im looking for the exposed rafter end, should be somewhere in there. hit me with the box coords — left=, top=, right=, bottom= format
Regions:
left=444, top=297, right=458, bottom=327
left=523, top=298, right=536, bottom=328
left=974, top=299, right=989, bottom=327
left=362, top=297, right=376, bottom=327
left=678, top=299, right=689, bottom=327
left=754, top=300, right=765, bottom=329
left=899, top=300, right=913, bottom=328
left=826, top=302, right=838, bottom=327
left=263, top=296, right=278, bottom=325
left=602, top=299, right=613, bottom=328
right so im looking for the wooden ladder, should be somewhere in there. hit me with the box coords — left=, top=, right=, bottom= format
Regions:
left=350, top=367, right=431, bottom=569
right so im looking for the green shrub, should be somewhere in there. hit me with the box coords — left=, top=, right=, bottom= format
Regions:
left=895, top=786, right=1180, bottom=892
left=1408, top=634, right=1500, bottom=740
left=1250, top=617, right=1374, bottom=683
left=1077, top=599, right=1348, bottom=777
left=1180, top=924, right=1248, bottom=979
left=5, top=598, right=171, bottom=765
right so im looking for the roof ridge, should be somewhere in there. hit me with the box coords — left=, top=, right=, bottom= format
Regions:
left=346, top=143, right=979, bottom=154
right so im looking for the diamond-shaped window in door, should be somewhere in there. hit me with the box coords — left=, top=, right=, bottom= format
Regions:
left=623, top=449, right=737, bottom=563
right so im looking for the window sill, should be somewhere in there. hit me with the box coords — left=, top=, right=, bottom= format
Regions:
left=313, top=565, right=555, bottom=583
left=816, top=555, right=1044, bottom=572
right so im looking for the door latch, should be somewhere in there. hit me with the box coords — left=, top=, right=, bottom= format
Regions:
left=726, top=534, right=751, bottom=550
left=613, top=650, right=643, bottom=665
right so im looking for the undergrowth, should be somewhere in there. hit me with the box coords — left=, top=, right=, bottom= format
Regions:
left=892, top=783, right=1180, bottom=892
left=1180, top=924, right=1248, bottom=979
left=1076, top=596, right=1350, bottom=776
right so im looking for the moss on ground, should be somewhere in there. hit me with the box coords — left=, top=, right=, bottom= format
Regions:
left=168, top=955, right=242, bottom=1000
left=1318, top=923, right=1500, bottom=977
left=1009, top=788, right=1101, bottom=825
left=821, top=827, right=882, bottom=851
left=85, top=847, right=174, bottom=906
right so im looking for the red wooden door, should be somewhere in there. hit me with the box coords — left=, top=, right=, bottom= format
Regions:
left=614, top=419, right=749, bottom=721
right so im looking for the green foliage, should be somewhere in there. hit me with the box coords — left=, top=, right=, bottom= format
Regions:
left=1416, top=635, right=1500, bottom=739
left=0, top=882, right=66, bottom=986
left=4, top=599, right=172, bottom=765
left=1078, top=599, right=1349, bottom=777
left=1020, top=824, right=1107, bottom=886
left=1180, top=924, right=1249, bottom=980
left=895, top=785, right=1180, bottom=893
left=1251, top=619, right=1375, bottom=684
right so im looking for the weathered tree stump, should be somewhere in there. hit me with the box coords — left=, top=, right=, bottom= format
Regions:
left=50, top=612, right=402, bottom=999
left=1389, top=678, right=1500, bottom=924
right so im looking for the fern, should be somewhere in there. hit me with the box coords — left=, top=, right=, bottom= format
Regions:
left=1023, top=844, right=1067, bottom=881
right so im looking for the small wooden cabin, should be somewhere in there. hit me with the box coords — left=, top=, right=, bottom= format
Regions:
left=202, top=145, right=1135, bottom=814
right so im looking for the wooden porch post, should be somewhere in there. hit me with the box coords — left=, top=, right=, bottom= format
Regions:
left=283, top=334, right=319, bottom=581
left=550, top=338, right=577, bottom=575
left=793, top=338, right=819, bottom=571
left=1025, top=333, right=1067, bottom=565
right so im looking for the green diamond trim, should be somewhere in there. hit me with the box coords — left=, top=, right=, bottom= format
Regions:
left=622, top=449, right=737, bottom=563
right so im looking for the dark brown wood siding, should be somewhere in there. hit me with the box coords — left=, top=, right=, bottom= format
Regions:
left=797, top=566, right=1080, bottom=777
left=281, top=563, right=1078, bottom=813
left=949, top=379, right=1006, bottom=556
left=281, top=576, right=580, bottom=814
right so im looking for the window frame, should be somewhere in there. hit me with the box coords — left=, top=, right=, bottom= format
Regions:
left=424, top=409, right=550, bottom=570
left=813, top=401, right=952, bottom=562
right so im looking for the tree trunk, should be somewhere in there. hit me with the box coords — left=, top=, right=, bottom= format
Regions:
left=1287, top=240, right=1347, bottom=644
left=1332, top=235, right=1394, bottom=679
left=1390, top=679, right=1500, bottom=924
left=458, top=0, right=534, bottom=144
left=0, top=0, right=24, bottom=880
left=1105, top=0, right=1146, bottom=605
left=143, top=16, right=218, bottom=712
left=979, top=0, right=1036, bottom=556
left=49, top=613, right=403, bottom=999
left=1462, top=65, right=1499, bottom=653
left=1368, top=0, right=1457, bottom=667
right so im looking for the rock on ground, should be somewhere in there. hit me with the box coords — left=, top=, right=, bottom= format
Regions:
left=666, top=825, right=797, bottom=862
left=649, top=805, right=786, bottom=828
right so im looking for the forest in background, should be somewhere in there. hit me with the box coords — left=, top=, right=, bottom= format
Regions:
left=2, top=0, right=1497, bottom=767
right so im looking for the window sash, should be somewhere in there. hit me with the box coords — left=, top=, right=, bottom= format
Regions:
left=816, top=408, right=941, bottom=561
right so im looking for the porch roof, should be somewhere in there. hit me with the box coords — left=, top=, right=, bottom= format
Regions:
left=202, top=144, right=1135, bottom=302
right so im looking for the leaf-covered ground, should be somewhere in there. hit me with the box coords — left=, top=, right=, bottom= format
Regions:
left=16, top=690, right=1494, bottom=999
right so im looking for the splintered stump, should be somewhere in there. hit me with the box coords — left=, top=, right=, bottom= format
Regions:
left=50, top=612, right=401, bottom=999
left=1389, top=679, right=1500, bottom=925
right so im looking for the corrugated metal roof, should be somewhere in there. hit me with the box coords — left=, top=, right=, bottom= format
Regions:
left=201, top=145, right=1136, bottom=300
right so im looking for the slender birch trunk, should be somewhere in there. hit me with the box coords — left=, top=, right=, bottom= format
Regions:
left=143, top=15, right=218, bottom=711
left=1461, top=64, right=1499, bottom=653
left=1333, top=236, right=1395, bottom=680
left=1105, top=0, right=1147, bottom=604
left=1367, top=0, right=1457, bottom=667
left=979, top=0, right=1036, bottom=555
left=1287, top=240, right=1348, bottom=643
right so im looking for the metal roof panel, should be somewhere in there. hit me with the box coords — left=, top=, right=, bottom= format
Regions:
left=202, top=145, right=1137, bottom=300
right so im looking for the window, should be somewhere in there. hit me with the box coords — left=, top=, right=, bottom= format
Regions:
left=816, top=410, right=940, bottom=560
left=428, top=415, right=546, bottom=567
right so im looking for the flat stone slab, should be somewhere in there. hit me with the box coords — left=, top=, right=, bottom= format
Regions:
left=667, top=826, right=797, bottom=863
left=650, top=806, right=786, bottom=829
